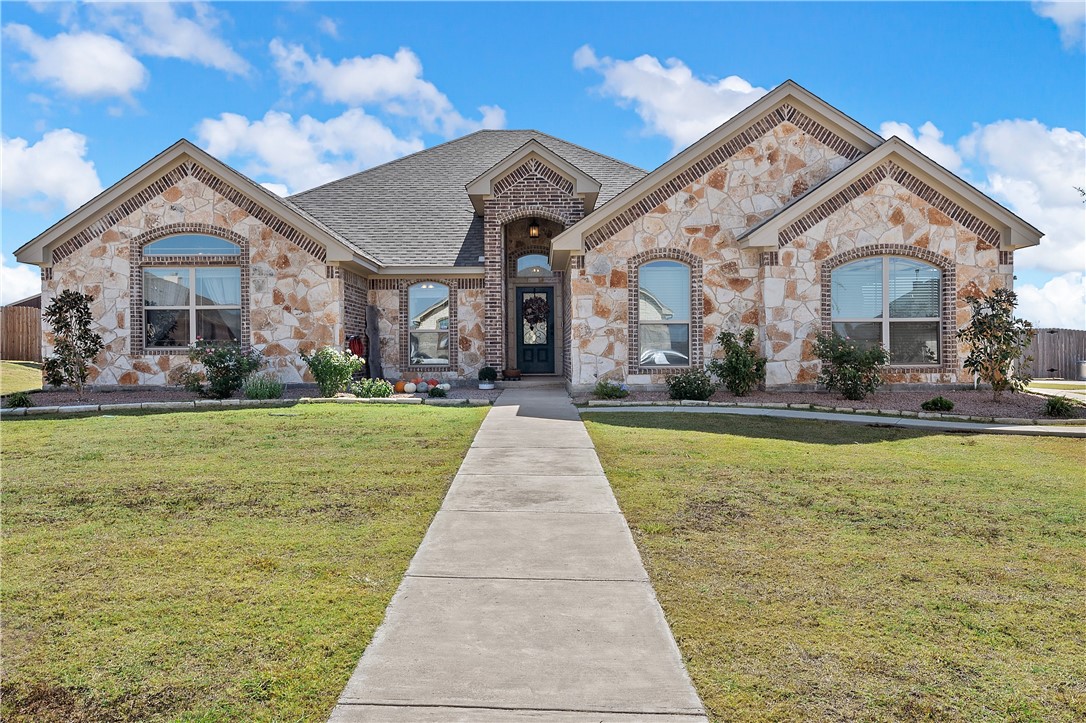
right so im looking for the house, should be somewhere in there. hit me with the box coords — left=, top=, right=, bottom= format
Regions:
left=14, top=81, right=1042, bottom=390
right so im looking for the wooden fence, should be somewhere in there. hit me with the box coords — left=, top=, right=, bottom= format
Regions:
left=1021, top=328, right=1086, bottom=379
left=1, top=306, right=42, bottom=362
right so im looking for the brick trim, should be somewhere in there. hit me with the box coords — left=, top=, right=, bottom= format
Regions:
left=820, top=244, right=957, bottom=373
left=52, top=160, right=327, bottom=264
left=507, top=244, right=553, bottom=278
left=627, top=248, right=704, bottom=376
left=779, top=161, right=1001, bottom=248
left=585, top=103, right=865, bottom=250
left=495, top=206, right=571, bottom=227
left=41, top=267, right=53, bottom=282
left=130, top=224, right=251, bottom=354
left=493, top=158, right=576, bottom=197
left=400, top=279, right=459, bottom=374
left=999, top=250, right=1013, bottom=266
left=760, top=252, right=779, bottom=267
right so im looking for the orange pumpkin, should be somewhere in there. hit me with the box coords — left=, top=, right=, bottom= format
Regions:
left=427, top=378, right=440, bottom=387
left=394, top=380, right=406, bottom=393
left=412, top=377, right=423, bottom=385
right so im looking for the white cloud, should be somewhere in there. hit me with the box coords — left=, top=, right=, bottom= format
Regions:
left=88, top=1, right=250, bottom=75
left=573, top=45, right=768, bottom=152
left=1033, top=1, right=1086, bottom=49
left=3, top=23, right=147, bottom=99
left=260, top=182, right=290, bottom=197
left=1016, top=272, right=1086, bottom=328
left=960, top=119, right=1086, bottom=275
left=879, top=120, right=963, bottom=171
left=269, top=40, right=506, bottom=137
left=1, top=258, right=41, bottom=305
left=317, top=16, right=339, bottom=38
left=2, top=129, right=103, bottom=212
left=197, top=109, right=424, bottom=194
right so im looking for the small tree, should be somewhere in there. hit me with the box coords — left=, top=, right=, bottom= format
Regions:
left=708, top=328, right=767, bottom=396
left=42, top=290, right=104, bottom=400
left=957, top=288, right=1034, bottom=398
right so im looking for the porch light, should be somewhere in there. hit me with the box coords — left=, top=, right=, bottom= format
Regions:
left=528, top=219, right=540, bottom=238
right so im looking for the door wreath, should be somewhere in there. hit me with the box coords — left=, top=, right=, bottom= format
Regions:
left=522, top=296, right=549, bottom=325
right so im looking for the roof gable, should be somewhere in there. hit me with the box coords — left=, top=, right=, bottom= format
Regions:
left=739, top=137, right=1042, bottom=250
left=15, top=139, right=374, bottom=269
left=552, top=80, right=886, bottom=255
left=465, top=139, right=602, bottom=213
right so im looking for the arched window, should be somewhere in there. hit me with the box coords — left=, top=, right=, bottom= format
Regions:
left=409, top=282, right=450, bottom=365
left=516, top=254, right=551, bottom=277
left=144, top=234, right=241, bottom=256
left=638, top=260, right=690, bottom=367
left=831, top=257, right=941, bottom=364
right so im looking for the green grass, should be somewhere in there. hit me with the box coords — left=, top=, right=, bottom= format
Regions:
left=1, top=404, right=487, bottom=722
left=1, top=361, right=43, bottom=396
left=584, top=412, right=1085, bottom=722
left=1028, top=381, right=1086, bottom=391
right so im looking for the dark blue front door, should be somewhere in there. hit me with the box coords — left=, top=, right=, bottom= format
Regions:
left=516, top=287, right=554, bottom=374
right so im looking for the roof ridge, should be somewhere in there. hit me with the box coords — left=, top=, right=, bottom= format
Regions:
left=288, top=129, right=493, bottom=199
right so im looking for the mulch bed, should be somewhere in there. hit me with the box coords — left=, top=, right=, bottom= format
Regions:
left=574, top=388, right=1085, bottom=420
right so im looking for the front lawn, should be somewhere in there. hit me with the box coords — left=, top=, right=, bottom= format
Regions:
left=1, top=360, right=43, bottom=396
left=1, top=404, right=487, bottom=721
left=584, top=412, right=1085, bottom=722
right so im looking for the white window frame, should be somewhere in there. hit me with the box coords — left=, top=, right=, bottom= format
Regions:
left=638, top=260, right=692, bottom=369
left=144, top=267, right=242, bottom=347
left=831, top=256, right=941, bottom=366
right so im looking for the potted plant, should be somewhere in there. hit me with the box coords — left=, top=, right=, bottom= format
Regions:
left=478, top=366, right=498, bottom=390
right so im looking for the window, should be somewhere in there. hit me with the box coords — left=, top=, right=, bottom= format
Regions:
left=143, top=234, right=241, bottom=256
left=409, top=282, right=450, bottom=365
left=638, top=260, right=690, bottom=367
left=831, top=257, right=941, bottom=365
left=144, top=267, right=242, bottom=347
left=516, top=254, right=551, bottom=277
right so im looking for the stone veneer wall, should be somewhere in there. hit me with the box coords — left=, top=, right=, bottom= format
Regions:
left=571, top=119, right=852, bottom=387
left=764, top=170, right=1012, bottom=386
left=43, top=163, right=341, bottom=385
left=369, top=278, right=486, bottom=381
left=483, top=158, right=585, bottom=368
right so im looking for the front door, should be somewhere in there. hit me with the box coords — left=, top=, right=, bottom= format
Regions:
left=516, top=287, right=554, bottom=374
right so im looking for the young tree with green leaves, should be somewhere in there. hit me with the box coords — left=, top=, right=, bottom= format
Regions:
left=957, top=287, right=1034, bottom=399
left=42, top=290, right=104, bottom=400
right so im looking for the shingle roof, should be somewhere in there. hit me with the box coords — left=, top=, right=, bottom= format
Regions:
left=287, top=130, right=647, bottom=267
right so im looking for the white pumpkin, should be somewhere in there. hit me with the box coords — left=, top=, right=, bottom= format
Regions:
left=439, top=383, right=451, bottom=391
left=403, top=382, right=417, bottom=394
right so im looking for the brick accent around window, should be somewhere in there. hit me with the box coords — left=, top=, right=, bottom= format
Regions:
left=779, top=161, right=1002, bottom=248
left=584, top=103, right=865, bottom=251
left=129, top=223, right=251, bottom=354
left=398, top=279, right=459, bottom=374
left=627, top=248, right=704, bottom=376
left=820, top=244, right=957, bottom=374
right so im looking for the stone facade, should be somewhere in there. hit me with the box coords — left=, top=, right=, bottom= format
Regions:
left=571, top=118, right=853, bottom=387
left=43, top=162, right=341, bottom=385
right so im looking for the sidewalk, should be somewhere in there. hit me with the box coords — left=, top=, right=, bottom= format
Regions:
left=329, top=385, right=707, bottom=722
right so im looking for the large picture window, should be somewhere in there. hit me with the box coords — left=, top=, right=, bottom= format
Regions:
left=638, top=260, right=691, bottom=367
left=144, top=267, right=242, bottom=347
left=409, top=282, right=450, bottom=365
left=831, top=256, right=941, bottom=365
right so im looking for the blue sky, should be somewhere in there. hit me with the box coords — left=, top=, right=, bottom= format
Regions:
left=3, top=1, right=1084, bottom=326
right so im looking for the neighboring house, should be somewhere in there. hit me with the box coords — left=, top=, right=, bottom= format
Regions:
left=14, top=81, right=1042, bottom=390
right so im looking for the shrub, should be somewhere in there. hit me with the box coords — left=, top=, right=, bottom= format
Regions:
left=350, top=378, right=394, bottom=398
left=708, top=328, right=766, bottom=397
left=1042, top=396, right=1076, bottom=419
left=188, top=340, right=263, bottom=399
left=428, top=386, right=448, bottom=398
left=5, top=391, right=34, bottom=408
left=665, top=368, right=717, bottom=401
left=920, top=396, right=955, bottom=412
left=301, top=346, right=364, bottom=397
left=42, top=290, right=104, bottom=400
left=957, top=288, right=1034, bottom=399
left=814, top=333, right=890, bottom=400
left=243, top=374, right=285, bottom=400
left=478, top=366, right=498, bottom=382
left=594, top=378, right=629, bottom=399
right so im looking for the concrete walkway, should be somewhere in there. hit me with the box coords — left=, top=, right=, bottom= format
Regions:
left=329, top=385, right=707, bottom=722
left=582, top=405, right=1086, bottom=438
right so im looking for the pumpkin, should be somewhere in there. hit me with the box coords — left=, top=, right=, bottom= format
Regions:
left=403, top=382, right=417, bottom=394
left=427, top=378, right=440, bottom=387
left=394, top=380, right=406, bottom=394
left=417, top=382, right=429, bottom=393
